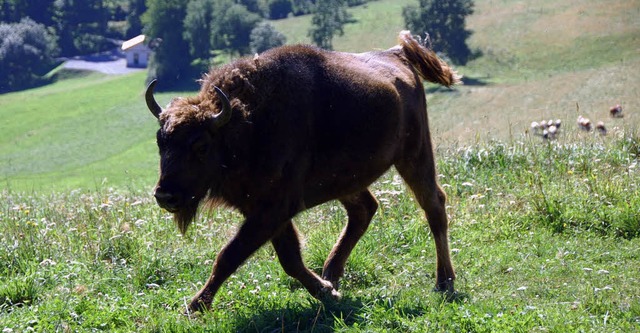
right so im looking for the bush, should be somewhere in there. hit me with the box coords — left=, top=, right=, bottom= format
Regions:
left=403, top=0, right=478, bottom=65
left=72, top=33, right=112, bottom=55
left=0, top=18, right=59, bottom=93
left=267, top=0, right=293, bottom=19
left=250, top=22, right=287, bottom=54
left=308, top=0, right=354, bottom=50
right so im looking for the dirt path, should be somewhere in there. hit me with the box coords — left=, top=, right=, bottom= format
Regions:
left=62, top=48, right=145, bottom=75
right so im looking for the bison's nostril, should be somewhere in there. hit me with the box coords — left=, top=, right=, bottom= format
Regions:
left=154, top=189, right=182, bottom=210
left=154, top=190, right=171, bottom=201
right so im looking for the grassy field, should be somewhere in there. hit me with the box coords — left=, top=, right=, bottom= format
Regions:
left=1, top=0, right=640, bottom=331
left=0, top=71, right=176, bottom=191
left=277, top=0, right=640, bottom=142
left=2, top=135, right=639, bottom=331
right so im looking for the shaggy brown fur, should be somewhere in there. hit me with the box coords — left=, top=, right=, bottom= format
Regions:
left=146, top=31, right=460, bottom=313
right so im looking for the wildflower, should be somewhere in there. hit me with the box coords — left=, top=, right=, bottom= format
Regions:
left=73, top=285, right=88, bottom=294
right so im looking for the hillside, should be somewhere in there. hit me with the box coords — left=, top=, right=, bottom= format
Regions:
left=0, top=72, right=167, bottom=191
left=273, top=0, right=640, bottom=142
left=1, top=0, right=639, bottom=190
left=1, top=1, right=639, bottom=331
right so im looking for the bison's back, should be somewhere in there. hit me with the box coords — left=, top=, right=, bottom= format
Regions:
left=250, top=45, right=427, bottom=206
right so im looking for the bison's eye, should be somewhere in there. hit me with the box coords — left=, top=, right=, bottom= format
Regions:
left=191, top=138, right=209, bottom=160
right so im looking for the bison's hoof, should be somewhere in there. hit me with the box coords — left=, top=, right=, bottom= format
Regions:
left=186, top=298, right=211, bottom=314
left=320, top=286, right=342, bottom=302
left=321, top=269, right=342, bottom=290
left=433, top=278, right=455, bottom=294
left=318, top=281, right=342, bottom=302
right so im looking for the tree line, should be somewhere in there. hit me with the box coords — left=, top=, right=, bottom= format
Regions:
left=141, top=0, right=367, bottom=88
left=1, top=0, right=475, bottom=92
left=0, top=0, right=373, bottom=91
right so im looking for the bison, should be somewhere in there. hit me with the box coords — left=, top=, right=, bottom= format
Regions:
left=145, top=30, right=460, bottom=312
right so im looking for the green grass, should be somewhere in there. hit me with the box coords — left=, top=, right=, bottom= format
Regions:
left=1, top=133, right=639, bottom=331
left=1, top=0, right=639, bottom=190
left=271, top=0, right=415, bottom=51
left=1, top=0, right=640, bottom=331
left=0, top=71, right=167, bottom=191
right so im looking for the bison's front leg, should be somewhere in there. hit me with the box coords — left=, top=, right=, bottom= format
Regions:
left=187, top=216, right=282, bottom=313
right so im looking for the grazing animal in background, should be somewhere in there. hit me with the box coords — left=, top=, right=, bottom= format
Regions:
left=145, top=30, right=461, bottom=312
left=577, top=115, right=592, bottom=131
left=596, top=121, right=607, bottom=136
left=531, top=119, right=561, bottom=139
left=609, top=104, right=623, bottom=118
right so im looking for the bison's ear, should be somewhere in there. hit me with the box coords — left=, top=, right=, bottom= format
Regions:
left=145, top=79, right=163, bottom=119
left=210, top=86, right=232, bottom=129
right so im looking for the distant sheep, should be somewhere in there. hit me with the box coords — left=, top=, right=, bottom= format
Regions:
left=577, top=117, right=607, bottom=136
left=609, top=104, right=623, bottom=118
left=531, top=119, right=561, bottom=139
left=595, top=121, right=607, bottom=136
left=577, top=115, right=592, bottom=131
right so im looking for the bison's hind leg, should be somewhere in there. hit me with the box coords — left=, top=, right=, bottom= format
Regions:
left=322, top=190, right=378, bottom=289
left=395, top=151, right=455, bottom=293
left=272, top=221, right=341, bottom=301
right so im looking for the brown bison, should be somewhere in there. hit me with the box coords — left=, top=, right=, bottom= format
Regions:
left=145, top=30, right=460, bottom=312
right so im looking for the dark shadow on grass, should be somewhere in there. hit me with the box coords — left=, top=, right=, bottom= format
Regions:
left=227, top=288, right=471, bottom=332
left=439, top=290, right=471, bottom=304
left=228, top=296, right=366, bottom=333
left=147, top=66, right=205, bottom=92
left=426, top=75, right=489, bottom=93
left=460, top=76, right=489, bottom=86
left=69, top=48, right=125, bottom=62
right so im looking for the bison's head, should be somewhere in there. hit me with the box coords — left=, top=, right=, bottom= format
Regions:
left=145, top=80, right=231, bottom=234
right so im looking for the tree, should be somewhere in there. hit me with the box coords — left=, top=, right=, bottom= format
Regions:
left=125, top=0, right=146, bottom=38
left=0, top=18, right=59, bottom=92
left=237, top=0, right=263, bottom=16
left=210, top=2, right=262, bottom=56
left=183, top=0, right=214, bottom=61
left=266, top=0, right=292, bottom=19
left=291, top=0, right=314, bottom=16
left=308, top=0, right=353, bottom=50
left=53, top=0, right=111, bottom=55
left=182, top=0, right=265, bottom=66
left=402, top=0, right=477, bottom=65
left=250, top=21, right=286, bottom=54
left=1, top=0, right=37, bottom=23
left=142, top=0, right=191, bottom=87
left=0, top=0, right=57, bottom=25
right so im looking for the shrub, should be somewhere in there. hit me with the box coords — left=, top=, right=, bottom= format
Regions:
left=250, top=22, right=287, bottom=54
left=0, top=18, right=59, bottom=93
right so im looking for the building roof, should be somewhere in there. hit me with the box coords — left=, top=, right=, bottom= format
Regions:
left=122, top=35, right=146, bottom=51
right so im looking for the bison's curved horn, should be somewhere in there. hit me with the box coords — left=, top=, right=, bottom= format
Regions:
left=145, top=79, right=163, bottom=119
left=211, top=86, right=232, bottom=128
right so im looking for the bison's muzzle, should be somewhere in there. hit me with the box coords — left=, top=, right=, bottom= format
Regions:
left=153, top=187, right=183, bottom=212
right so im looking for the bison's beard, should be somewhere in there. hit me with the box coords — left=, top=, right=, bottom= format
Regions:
left=173, top=203, right=198, bottom=235
left=172, top=194, right=228, bottom=235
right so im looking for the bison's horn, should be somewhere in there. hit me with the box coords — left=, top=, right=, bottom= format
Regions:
left=145, top=79, right=163, bottom=119
left=211, top=86, right=232, bottom=128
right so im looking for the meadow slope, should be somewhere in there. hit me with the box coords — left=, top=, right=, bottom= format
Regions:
left=1, top=0, right=637, bottom=189
left=274, top=0, right=640, bottom=142
left=1, top=0, right=639, bottom=331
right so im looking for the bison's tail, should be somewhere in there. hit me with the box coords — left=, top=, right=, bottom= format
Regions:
left=398, top=30, right=462, bottom=87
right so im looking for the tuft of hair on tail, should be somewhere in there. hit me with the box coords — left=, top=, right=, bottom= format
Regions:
left=398, top=30, right=462, bottom=87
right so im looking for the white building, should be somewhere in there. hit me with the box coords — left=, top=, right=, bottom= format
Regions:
left=122, top=35, right=151, bottom=68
